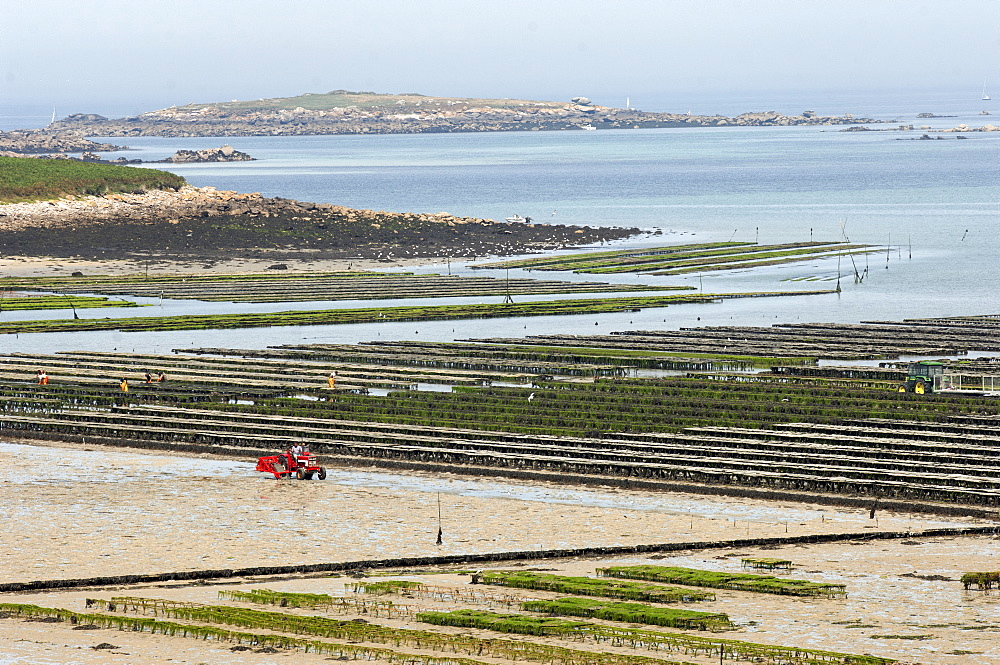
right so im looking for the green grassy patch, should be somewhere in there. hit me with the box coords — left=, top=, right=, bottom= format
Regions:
left=0, top=156, right=185, bottom=203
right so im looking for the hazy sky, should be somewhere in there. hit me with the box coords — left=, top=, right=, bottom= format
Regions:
left=3, top=0, right=999, bottom=113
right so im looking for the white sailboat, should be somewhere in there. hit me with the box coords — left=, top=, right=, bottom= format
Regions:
left=983, top=76, right=991, bottom=101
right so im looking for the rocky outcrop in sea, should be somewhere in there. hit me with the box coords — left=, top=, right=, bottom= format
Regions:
left=154, top=145, right=254, bottom=163
left=0, top=129, right=123, bottom=157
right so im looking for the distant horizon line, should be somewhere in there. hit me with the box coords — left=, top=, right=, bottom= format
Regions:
left=1, top=83, right=991, bottom=109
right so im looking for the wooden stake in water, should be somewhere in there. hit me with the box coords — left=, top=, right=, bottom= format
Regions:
left=436, top=492, right=443, bottom=545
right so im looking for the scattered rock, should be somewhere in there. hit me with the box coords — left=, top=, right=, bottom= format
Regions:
left=939, top=123, right=1000, bottom=133
left=157, top=145, right=254, bottom=163
left=91, top=642, right=119, bottom=650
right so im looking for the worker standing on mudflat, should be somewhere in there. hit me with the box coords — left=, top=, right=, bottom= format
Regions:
left=120, top=378, right=129, bottom=393
left=327, top=371, right=337, bottom=389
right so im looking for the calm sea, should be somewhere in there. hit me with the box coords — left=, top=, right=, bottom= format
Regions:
left=1, top=89, right=998, bottom=354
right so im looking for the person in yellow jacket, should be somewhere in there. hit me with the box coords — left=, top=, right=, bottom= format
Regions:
left=327, top=371, right=337, bottom=389
left=120, top=378, right=129, bottom=393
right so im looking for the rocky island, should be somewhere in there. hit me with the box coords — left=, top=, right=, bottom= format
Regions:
left=50, top=90, right=888, bottom=137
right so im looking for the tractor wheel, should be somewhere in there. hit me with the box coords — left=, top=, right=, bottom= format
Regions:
left=317, top=467, right=327, bottom=480
left=897, top=383, right=907, bottom=393
left=914, top=381, right=926, bottom=395
left=296, top=469, right=305, bottom=480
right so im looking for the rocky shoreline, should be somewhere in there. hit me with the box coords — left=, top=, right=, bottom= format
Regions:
left=0, top=134, right=253, bottom=165
left=0, top=186, right=639, bottom=261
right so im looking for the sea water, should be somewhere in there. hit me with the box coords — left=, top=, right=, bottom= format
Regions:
left=1, top=88, right=998, bottom=353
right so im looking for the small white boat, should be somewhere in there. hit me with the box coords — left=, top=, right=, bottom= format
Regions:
left=505, top=215, right=525, bottom=223
left=580, top=125, right=596, bottom=130
left=983, top=76, right=991, bottom=101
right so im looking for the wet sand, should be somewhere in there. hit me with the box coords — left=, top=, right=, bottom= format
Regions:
left=1, top=438, right=997, bottom=664
left=0, top=254, right=430, bottom=278
left=0, top=438, right=981, bottom=585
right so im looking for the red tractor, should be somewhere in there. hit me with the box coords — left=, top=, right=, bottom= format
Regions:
left=256, top=450, right=327, bottom=480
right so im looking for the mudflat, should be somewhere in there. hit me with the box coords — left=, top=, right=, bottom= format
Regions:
left=1, top=438, right=997, bottom=664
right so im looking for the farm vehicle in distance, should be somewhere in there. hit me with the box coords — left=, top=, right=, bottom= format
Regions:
left=897, top=360, right=944, bottom=395
left=256, top=450, right=327, bottom=480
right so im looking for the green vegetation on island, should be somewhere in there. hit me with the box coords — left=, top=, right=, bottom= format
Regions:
left=0, top=156, right=185, bottom=203
left=169, top=90, right=569, bottom=113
